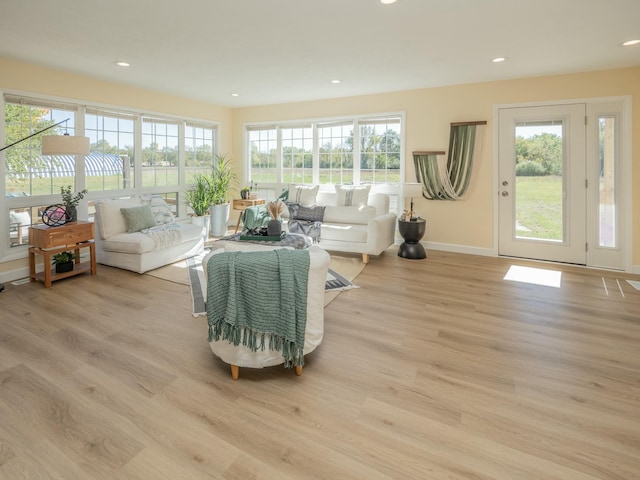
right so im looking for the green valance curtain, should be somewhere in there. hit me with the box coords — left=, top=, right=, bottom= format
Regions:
left=413, top=121, right=486, bottom=201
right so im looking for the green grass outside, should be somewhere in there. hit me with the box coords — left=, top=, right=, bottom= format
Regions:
left=6, top=168, right=210, bottom=197
left=515, top=176, right=563, bottom=241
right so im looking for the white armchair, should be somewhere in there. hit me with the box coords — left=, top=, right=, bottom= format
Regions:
left=202, top=245, right=330, bottom=379
left=10, top=210, right=31, bottom=246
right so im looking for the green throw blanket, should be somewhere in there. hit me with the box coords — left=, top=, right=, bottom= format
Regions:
left=206, top=249, right=310, bottom=367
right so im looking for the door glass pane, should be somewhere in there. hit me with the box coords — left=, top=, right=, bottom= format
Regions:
left=514, top=121, right=564, bottom=241
left=598, top=116, right=616, bottom=248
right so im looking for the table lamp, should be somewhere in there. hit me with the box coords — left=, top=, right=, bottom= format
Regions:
left=403, top=183, right=423, bottom=220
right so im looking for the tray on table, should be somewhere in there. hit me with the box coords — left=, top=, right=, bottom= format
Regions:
left=239, top=232, right=287, bottom=242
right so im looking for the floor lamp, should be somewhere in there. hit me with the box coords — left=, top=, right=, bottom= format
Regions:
left=0, top=118, right=89, bottom=155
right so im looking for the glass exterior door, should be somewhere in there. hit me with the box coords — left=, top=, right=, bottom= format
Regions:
left=498, top=104, right=586, bottom=264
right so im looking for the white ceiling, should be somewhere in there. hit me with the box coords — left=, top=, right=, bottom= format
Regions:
left=1, top=0, right=639, bottom=108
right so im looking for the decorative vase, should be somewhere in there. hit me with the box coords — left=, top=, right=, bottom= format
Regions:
left=240, top=189, right=250, bottom=200
left=267, top=219, right=282, bottom=237
left=55, top=262, right=74, bottom=274
left=191, top=215, right=211, bottom=239
left=210, top=203, right=231, bottom=237
left=66, top=206, right=77, bottom=222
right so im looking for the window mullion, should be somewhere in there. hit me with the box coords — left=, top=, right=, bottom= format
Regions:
left=312, top=123, right=320, bottom=185
left=277, top=126, right=283, bottom=185
left=133, top=115, right=143, bottom=191
left=353, top=120, right=361, bottom=185
left=178, top=121, right=185, bottom=187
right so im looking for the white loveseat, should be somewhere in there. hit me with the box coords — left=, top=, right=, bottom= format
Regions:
left=284, top=190, right=396, bottom=264
left=94, top=197, right=204, bottom=273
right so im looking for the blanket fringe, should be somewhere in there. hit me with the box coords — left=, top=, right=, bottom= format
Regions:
left=208, top=318, right=304, bottom=368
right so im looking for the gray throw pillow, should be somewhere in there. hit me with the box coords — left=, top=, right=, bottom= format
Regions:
left=286, top=203, right=325, bottom=222
left=120, top=205, right=157, bottom=233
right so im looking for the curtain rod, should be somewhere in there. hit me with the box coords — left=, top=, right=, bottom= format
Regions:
left=450, top=120, right=487, bottom=126
left=412, top=150, right=445, bottom=156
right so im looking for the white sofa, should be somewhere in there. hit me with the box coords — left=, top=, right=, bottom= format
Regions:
left=203, top=245, right=330, bottom=379
left=284, top=191, right=396, bottom=264
left=94, top=197, right=204, bottom=274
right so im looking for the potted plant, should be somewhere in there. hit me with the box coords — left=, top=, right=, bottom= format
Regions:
left=240, top=185, right=251, bottom=200
left=52, top=251, right=78, bottom=274
left=209, top=153, right=238, bottom=236
left=184, top=173, right=214, bottom=238
left=61, top=185, right=88, bottom=222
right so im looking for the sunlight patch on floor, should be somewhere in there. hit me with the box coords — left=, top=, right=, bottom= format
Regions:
left=504, top=265, right=562, bottom=288
left=627, top=280, right=640, bottom=291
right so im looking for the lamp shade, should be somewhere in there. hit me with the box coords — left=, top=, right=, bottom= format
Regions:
left=41, top=135, right=90, bottom=156
left=403, top=183, right=423, bottom=198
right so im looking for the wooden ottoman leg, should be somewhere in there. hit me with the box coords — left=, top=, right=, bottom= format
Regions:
left=362, top=253, right=369, bottom=264
left=230, top=364, right=240, bottom=380
left=295, top=365, right=302, bottom=376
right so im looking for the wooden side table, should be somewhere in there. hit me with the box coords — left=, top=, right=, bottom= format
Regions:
left=28, top=221, right=97, bottom=288
left=232, top=198, right=266, bottom=233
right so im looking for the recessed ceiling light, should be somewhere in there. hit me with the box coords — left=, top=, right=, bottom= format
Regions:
left=230, top=93, right=240, bottom=97
left=114, top=61, right=130, bottom=67
left=492, top=57, right=507, bottom=63
left=379, top=0, right=398, bottom=4
left=331, top=79, right=341, bottom=84
left=622, top=39, right=640, bottom=46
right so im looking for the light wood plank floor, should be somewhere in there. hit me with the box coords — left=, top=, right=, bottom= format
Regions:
left=1, top=248, right=639, bottom=479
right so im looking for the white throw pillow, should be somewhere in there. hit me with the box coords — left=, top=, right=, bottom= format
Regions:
left=288, top=184, right=319, bottom=206
left=140, top=194, right=175, bottom=224
left=335, top=185, right=371, bottom=207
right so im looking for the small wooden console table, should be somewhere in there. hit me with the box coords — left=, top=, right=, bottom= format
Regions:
left=28, top=221, right=97, bottom=288
left=232, top=198, right=266, bottom=233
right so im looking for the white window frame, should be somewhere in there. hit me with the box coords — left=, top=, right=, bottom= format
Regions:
left=243, top=112, right=405, bottom=211
left=1, top=89, right=219, bottom=263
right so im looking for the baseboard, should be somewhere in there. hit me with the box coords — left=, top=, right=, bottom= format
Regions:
left=0, top=265, right=32, bottom=285
left=424, top=241, right=640, bottom=275
left=423, top=241, right=496, bottom=258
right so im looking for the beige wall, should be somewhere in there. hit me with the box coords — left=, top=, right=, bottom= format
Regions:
left=1, top=57, right=638, bottom=276
left=232, top=67, right=640, bottom=267
left=0, top=57, right=233, bottom=277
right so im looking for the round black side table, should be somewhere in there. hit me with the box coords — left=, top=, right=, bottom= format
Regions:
left=398, top=218, right=426, bottom=259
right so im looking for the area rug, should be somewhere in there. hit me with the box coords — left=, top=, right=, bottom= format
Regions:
left=149, top=249, right=365, bottom=316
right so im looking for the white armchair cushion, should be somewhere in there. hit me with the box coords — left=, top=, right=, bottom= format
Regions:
left=323, top=205, right=377, bottom=225
left=321, top=223, right=368, bottom=243
left=102, top=232, right=156, bottom=254
left=95, top=198, right=142, bottom=239
left=10, top=211, right=31, bottom=225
